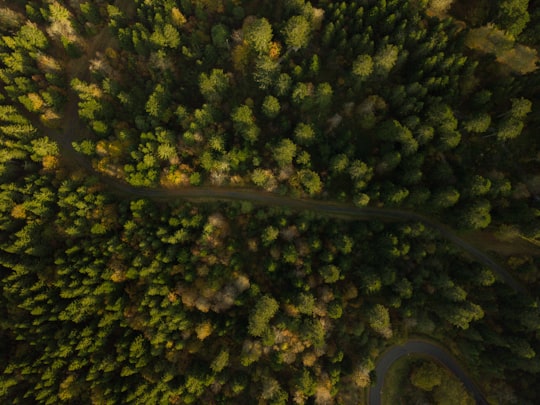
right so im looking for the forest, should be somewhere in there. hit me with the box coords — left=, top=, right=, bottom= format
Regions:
left=0, top=0, right=539, bottom=404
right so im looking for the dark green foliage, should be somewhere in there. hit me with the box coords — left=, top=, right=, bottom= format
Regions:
left=0, top=1, right=539, bottom=404
left=248, top=295, right=279, bottom=337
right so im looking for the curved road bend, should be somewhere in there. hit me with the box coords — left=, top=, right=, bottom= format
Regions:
left=369, top=340, right=489, bottom=405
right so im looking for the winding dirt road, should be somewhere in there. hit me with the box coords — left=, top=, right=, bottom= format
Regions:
left=370, top=339, right=489, bottom=405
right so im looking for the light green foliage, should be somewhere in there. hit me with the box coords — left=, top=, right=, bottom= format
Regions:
left=296, top=293, right=315, bottom=315
left=294, top=122, right=315, bottom=145
left=320, top=264, right=340, bottom=283
left=374, top=44, right=399, bottom=75
left=443, top=301, right=485, bottom=329
left=315, top=82, right=333, bottom=109
left=509, top=97, right=532, bottom=119
left=298, top=169, right=322, bottom=195
left=291, top=82, right=313, bottom=107
left=330, top=154, right=349, bottom=174
left=275, top=73, right=292, bottom=96
left=352, top=54, right=373, bottom=78
left=252, top=168, right=269, bottom=187
left=410, top=361, right=442, bottom=391
left=294, top=369, right=316, bottom=396
left=467, top=175, right=491, bottom=197
left=497, top=118, right=524, bottom=141
left=273, top=138, right=297, bottom=167
left=349, top=160, right=371, bottom=182
left=433, top=375, right=475, bottom=405
left=157, top=143, right=176, bottom=160
left=211, top=349, right=230, bottom=373
left=261, top=95, right=280, bottom=118
left=243, top=17, right=273, bottom=54
left=262, top=225, right=279, bottom=246
left=463, top=113, right=491, bottom=133
left=461, top=199, right=491, bottom=229
left=253, top=55, right=279, bottom=89
left=497, top=0, right=530, bottom=36
left=232, top=104, right=259, bottom=142
left=282, top=15, right=311, bottom=50
left=248, top=295, right=279, bottom=337
left=432, top=187, right=460, bottom=208
left=150, top=24, right=180, bottom=49
left=31, top=137, right=58, bottom=158
left=19, top=23, right=48, bottom=50
left=199, top=69, right=230, bottom=103
left=145, top=84, right=169, bottom=119
left=367, top=304, right=392, bottom=337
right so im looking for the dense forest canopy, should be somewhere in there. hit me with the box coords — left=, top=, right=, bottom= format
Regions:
left=0, top=0, right=539, bottom=404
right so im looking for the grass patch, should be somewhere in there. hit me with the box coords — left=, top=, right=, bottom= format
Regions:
left=381, top=354, right=417, bottom=405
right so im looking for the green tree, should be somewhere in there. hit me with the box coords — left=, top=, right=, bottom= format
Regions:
left=199, top=69, right=230, bottom=103
left=273, top=138, right=297, bottom=167
left=496, top=0, right=530, bottom=36
left=145, top=84, right=169, bottom=120
left=461, top=200, right=491, bottom=229
left=248, top=295, right=279, bottom=337
left=274, top=73, right=292, bottom=96
left=320, top=264, right=340, bottom=283
left=352, top=54, right=373, bottom=78
left=294, top=122, right=315, bottom=145
left=432, top=187, right=460, bottom=209
left=262, top=226, right=279, bottom=246
left=296, top=293, right=315, bottom=315
left=19, top=22, right=49, bottom=50
left=463, top=113, right=491, bottom=133
left=253, top=55, right=279, bottom=89
left=232, top=104, right=259, bottom=142
left=367, top=304, right=392, bottom=338
left=374, top=44, right=399, bottom=75
left=298, top=169, right=322, bottom=195
left=433, top=375, right=475, bottom=405
left=497, top=118, right=524, bottom=141
left=262, top=95, right=280, bottom=118
left=252, top=168, right=269, bottom=188
left=211, top=349, right=230, bottom=373
left=294, top=369, right=316, bottom=397
left=243, top=17, right=273, bottom=54
left=466, top=175, right=491, bottom=197
left=211, top=24, right=230, bottom=49
left=410, top=361, right=443, bottom=391
left=315, top=82, right=333, bottom=110
left=509, top=97, right=532, bottom=119
left=282, top=15, right=311, bottom=50
left=330, top=154, right=349, bottom=174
